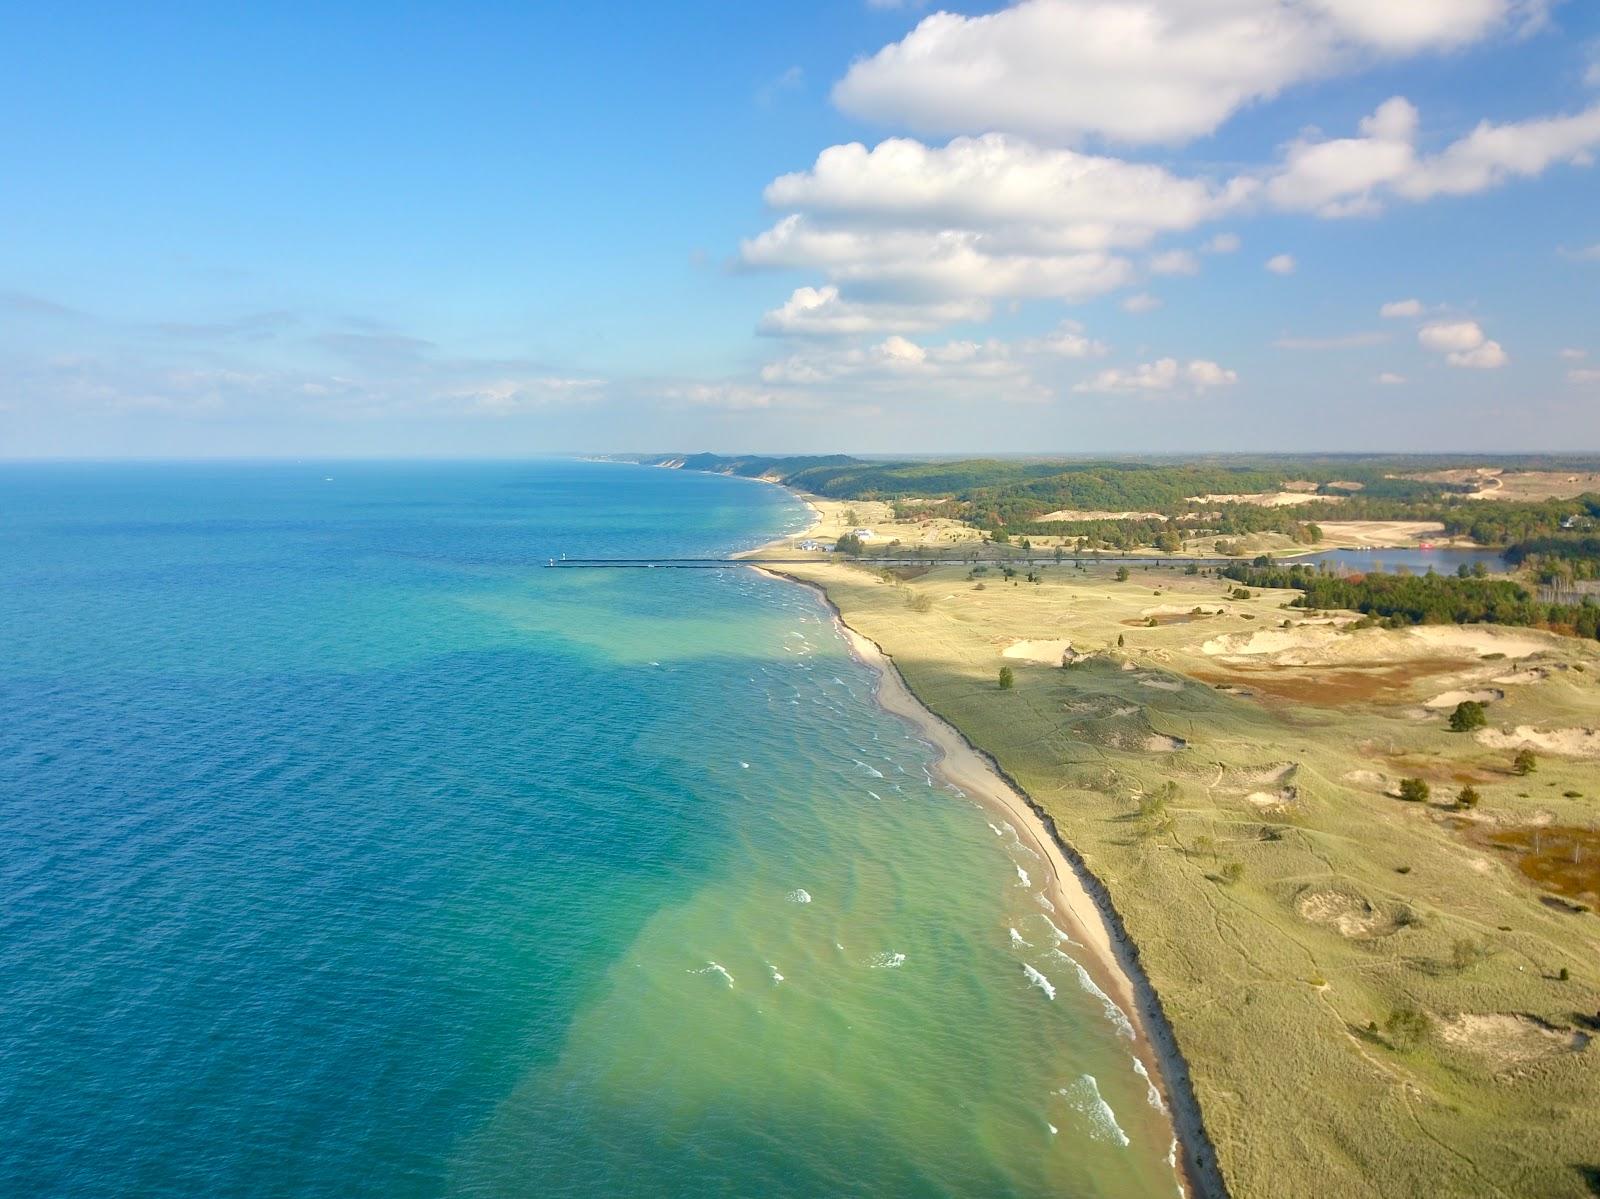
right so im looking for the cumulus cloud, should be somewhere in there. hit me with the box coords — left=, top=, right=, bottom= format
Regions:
left=1266, top=253, right=1297, bottom=275
left=742, top=214, right=1136, bottom=303
left=1075, top=357, right=1237, bottom=394
left=1377, top=371, right=1407, bottom=384
left=762, top=134, right=1252, bottom=250
left=1122, top=292, right=1162, bottom=313
left=759, top=285, right=988, bottom=335
left=1149, top=249, right=1201, bottom=276
left=759, top=320, right=1107, bottom=394
left=1380, top=298, right=1423, bottom=317
left=1268, top=96, right=1600, bottom=216
left=1203, top=232, right=1241, bottom=253
left=1020, top=320, right=1111, bottom=357
left=1569, top=367, right=1600, bottom=383
left=1418, top=319, right=1508, bottom=368
left=832, top=0, right=1543, bottom=146
left=1560, top=348, right=1588, bottom=360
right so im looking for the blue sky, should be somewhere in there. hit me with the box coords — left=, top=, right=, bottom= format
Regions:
left=2, top=1, right=1598, bottom=456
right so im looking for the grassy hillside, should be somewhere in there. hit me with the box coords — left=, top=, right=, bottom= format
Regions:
left=772, top=553, right=1600, bottom=1199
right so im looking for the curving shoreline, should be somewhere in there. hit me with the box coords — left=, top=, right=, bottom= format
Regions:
left=749, top=561, right=1231, bottom=1199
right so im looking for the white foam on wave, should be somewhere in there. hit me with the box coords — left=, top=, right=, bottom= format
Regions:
left=867, top=951, right=906, bottom=969
left=1036, top=893, right=1056, bottom=913
left=1056, top=950, right=1135, bottom=1040
left=851, top=760, right=885, bottom=779
left=1037, top=914, right=1075, bottom=945
left=987, top=822, right=1005, bottom=837
left=740, top=761, right=750, bottom=769
left=1131, top=1056, right=1165, bottom=1112
left=1023, top=963, right=1056, bottom=1000
left=867, top=790, right=882, bottom=801
left=690, top=961, right=735, bottom=988
left=1015, top=864, right=1031, bottom=888
left=1057, top=1075, right=1130, bottom=1148
left=786, top=888, right=812, bottom=904
left=1009, top=927, right=1031, bottom=949
left=1048, top=1122, right=1058, bottom=1136
left=768, top=963, right=785, bottom=984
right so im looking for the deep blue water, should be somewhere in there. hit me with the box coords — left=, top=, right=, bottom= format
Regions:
left=0, top=461, right=1178, bottom=1198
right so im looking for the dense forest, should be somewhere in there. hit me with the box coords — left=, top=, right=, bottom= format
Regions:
left=1221, top=561, right=1600, bottom=640
left=621, top=455, right=1600, bottom=551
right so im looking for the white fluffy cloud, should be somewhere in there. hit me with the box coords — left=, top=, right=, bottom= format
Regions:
left=1149, top=249, right=1201, bottom=276
left=1377, top=371, right=1407, bottom=384
left=1418, top=319, right=1508, bottom=368
left=1269, top=96, right=1600, bottom=216
left=1075, top=357, right=1237, bottom=393
left=763, top=135, right=1248, bottom=247
left=1203, top=232, right=1242, bottom=253
left=1122, top=292, right=1162, bottom=313
left=742, top=214, right=1137, bottom=304
left=759, top=286, right=989, bottom=335
left=1266, top=253, right=1297, bottom=275
left=1568, top=368, right=1600, bottom=384
left=1380, top=298, right=1423, bottom=317
left=832, top=0, right=1544, bottom=146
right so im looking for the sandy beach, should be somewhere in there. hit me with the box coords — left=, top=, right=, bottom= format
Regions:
left=753, top=564, right=1229, bottom=1199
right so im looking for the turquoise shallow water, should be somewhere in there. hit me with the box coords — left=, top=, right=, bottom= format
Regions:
left=0, top=460, right=1180, bottom=1197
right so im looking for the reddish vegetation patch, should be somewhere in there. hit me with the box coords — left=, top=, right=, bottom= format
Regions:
left=1467, top=824, right=1600, bottom=909
left=1193, top=659, right=1468, bottom=707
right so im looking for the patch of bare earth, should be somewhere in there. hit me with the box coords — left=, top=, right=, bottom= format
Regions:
left=1440, top=1014, right=1591, bottom=1071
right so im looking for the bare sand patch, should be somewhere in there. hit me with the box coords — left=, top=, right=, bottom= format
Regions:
left=1475, top=726, right=1600, bottom=758
left=1001, top=638, right=1075, bottom=666
left=1312, top=519, right=1445, bottom=548
left=1440, top=1014, right=1591, bottom=1069
left=1293, top=885, right=1407, bottom=939
left=1189, top=492, right=1345, bottom=508
left=1343, top=769, right=1390, bottom=792
left=1036, top=508, right=1166, bottom=522
left=1425, top=688, right=1505, bottom=710
left=1202, top=624, right=1550, bottom=667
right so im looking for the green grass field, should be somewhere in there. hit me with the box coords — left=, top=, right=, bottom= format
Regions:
left=777, top=557, right=1600, bottom=1199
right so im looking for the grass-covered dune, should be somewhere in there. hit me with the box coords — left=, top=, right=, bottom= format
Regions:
left=772, top=552, right=1600, bottom=1199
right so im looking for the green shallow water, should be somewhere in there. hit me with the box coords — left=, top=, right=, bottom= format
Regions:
left=0, top=460, right=1182, bottom=1197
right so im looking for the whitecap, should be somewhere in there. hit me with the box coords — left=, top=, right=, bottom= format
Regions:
left=1036, top=894, right=1056, bottom=913
left=740, top=761, right=750, bottom=769
left=1057, top=1075, right=1130, bottom=1147
left=987, top=822, right=1005, bottom=837
left=1131, top=1056, right=1165, bottom=1112
left=690, top=961, right=734, bottom=987
left=786, top=888, right=812, bottom=904
left=768, top=963, right=785, bottom=984
left=1009, top=927, right=1031, bottom=949
left=867, top=790, right=882, bottom=801
left=867, top=951, right=906, bottom=969
left=1023, top=963, right=1056, bottom=1000
left=851, top=760, right=885, bottom=778
left=1015, top=864, right=1031, bottom=888
left=1048, top=1122, right=1058, bottom=1136
left=1058, top=952, right=1135, bottom=1039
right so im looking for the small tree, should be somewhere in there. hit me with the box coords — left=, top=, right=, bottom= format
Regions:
left=998, top=666, right=1015, bottom=691
left=843, top=507, right=859, bottom=527
left=1449, top=701, right=1487, bottom=733
left=1116, top=633, right=1125, bottom=648
left=1455, top=785, right=1481, bottom=810
left=1384, top=1005, right=1430, bottom=1051
left=1114, top=565, right=1130, bottom=582
left=1512, top=748, right=1538, bottom=776
left=1398, top=777, right=1430, bottom=804
left=906, top=592, right=933, bottom=613
left=835, top=532, right=864, bottom=556
left=1219, top=861, right=1245, bottom=886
